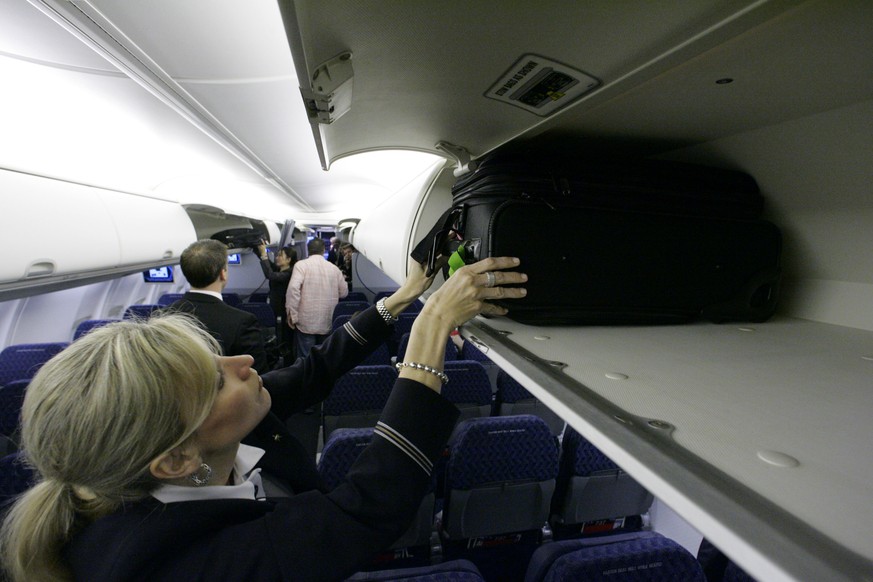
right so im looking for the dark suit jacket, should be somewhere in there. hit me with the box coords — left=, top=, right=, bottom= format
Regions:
left=167, top=291, right=269, bottom=372
left=65, top=306, right=460, bottom=582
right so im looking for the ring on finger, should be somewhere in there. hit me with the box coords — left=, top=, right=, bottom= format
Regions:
left=483, top=271, right=497, bottom=288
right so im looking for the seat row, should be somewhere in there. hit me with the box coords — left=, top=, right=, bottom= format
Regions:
left=317, top=414, right=680, bottom=581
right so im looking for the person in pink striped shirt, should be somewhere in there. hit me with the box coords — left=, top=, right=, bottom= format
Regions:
left=285, top=238, right=348, bottom=357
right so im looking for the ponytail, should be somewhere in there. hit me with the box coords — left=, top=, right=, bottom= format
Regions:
left=0, top=314, right=219, bottom=582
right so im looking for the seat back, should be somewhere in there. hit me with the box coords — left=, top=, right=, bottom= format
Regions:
left=123, top=304, right=160, bottom=319
left=221, top=292, right=242, bottom=306
left=73, top=319, right=118, bottom=341
left=0, top=451, right=36, bottom=505
left=333, top=313, right=353, bottom=331
left=390, top=313, right=418, bottom=355
left=460, top=340, right=493, bottom=365
left=441, top=361, right=493, bottom=423
left=345, top=559, right=485, bottom=581
left=396, top=333, right=459, bottom=364
left=359, top=343, right=391, bottom=366
left=157, top=293, right=185, bottom=306
left=246, top=291, right=270, bottom=303
left=0, top=380, right=28, bottom=455
left=239, top=302, right=277, bottom=329
left=332, top=301, right=371, bottom=321
left=0, top=343, right=68, bottom=386
left=340, top=291, right=369, bottom=303
left=525, top=531, right=705, bottom=582
left=550, top=426, right=653, bottom=539
left=496, top=370, right=565, bottom=435
left=323, top=365, right=395, bottom=441
left=443, top=415, right=559, bottom=540
left=319, top=428, right=434, bottom=566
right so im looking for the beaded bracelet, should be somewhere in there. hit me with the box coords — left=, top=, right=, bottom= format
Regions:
left=395, top=361, right=449, bottom=385
left=376, top=298, right=398, bottom=325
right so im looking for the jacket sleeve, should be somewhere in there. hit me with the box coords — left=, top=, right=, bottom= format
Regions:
left=285, top=265, right=303, bottom=323
left=262, top=305, right=393, bottom=418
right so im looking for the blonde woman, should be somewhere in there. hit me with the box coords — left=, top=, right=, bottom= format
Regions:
left=0, top=257, right=526, bottom=582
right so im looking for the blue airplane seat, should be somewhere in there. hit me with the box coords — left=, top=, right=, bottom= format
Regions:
left=345, top=559, right=485, bottom=581
left=459, top=340, right=493, bottom=366
left=550, top=426, right=653, bottom=540
left=333, top=301, right=371, bottom=321
left=246, top=291, right=270, bottom=303
left=239, top=302, right=277, bottom=329
left=359, top=343, right=391, bottom=366
left=322, top=365, right=395, bottom=441
left=123, top=304, right=160, bottom=319
left=0, top=342, right=68, bottom=386
left=441, top=361, right=493, bottom=423
left=333, top=313, right=353, bottom=331
left=439, top=415, right=559, bottom=582
left=156, top=293, right=185, bottom=306
left=373, top=290, right=395, bottom=303
left=524, top=531, right=705, bottom=582
left=0, top=380, right=29, bottom=455
left=340, top=291, right=369, bottom=303
left=221, top=292, right=242, bottom=306
left=0, top=451, right=36, bottom=506
left=319, top=427, right=435, bottom=570
left=390, top=313, right=418, bottom=354
left=395, top=333, right=458, bottom=364
left=495, top=370, right=565, bottom=436
left=72, top=319, right=119, bottom=341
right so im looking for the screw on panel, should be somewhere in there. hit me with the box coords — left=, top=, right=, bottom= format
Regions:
left=647, top=420, right=674, bottom=430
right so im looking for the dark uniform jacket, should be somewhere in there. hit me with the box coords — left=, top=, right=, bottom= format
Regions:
left=167, top=291, right=269, bottom=372
left=65, top=306, right=459, bottom=582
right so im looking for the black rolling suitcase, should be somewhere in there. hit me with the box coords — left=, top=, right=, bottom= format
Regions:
left=420, top=154, right=781, bottom=325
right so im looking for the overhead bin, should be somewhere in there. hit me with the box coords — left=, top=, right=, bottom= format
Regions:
left=0, top=168, right=195, bottom=287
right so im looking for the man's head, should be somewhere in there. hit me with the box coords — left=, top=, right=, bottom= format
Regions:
left=330, top=236, right=338, bottom=250
left=180, top=239, right=229, bottom=289
left=307, top=238, right=326, bottom=257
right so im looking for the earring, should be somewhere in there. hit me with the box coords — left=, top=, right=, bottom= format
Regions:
left=189, top=463, right=212, bottom=487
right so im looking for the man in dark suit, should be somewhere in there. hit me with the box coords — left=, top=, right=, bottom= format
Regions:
left=167, top=239, right=269, bottom=372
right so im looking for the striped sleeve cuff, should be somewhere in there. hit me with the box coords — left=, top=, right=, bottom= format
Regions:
left=373, top=421, right=433, bottom=475
left=342, top=320, right=367, bottom=346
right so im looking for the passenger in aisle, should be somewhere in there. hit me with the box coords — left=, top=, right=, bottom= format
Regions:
left=164, top=239, right=269, bottom=372
left=255, top=240, right=298, bottom=361
left=0, top=255, right=527, bottom=582
left=286, top=237, right=348, bottom=358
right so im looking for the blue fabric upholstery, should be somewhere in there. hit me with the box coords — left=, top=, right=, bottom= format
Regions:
left=340, top=292, right=369, bottom=303
left=123, top=304, right=160, bottom=319
left=495, top=371, right=565, bottom=435
left=441, top=415, right=559, bottom=581
left=320, top=427, right=435, bottom=568
left=333, top=314, right=353, bottom=331
left=0, top=342, right=68, bottom=386
left=345, top=559, right=485, bottom=581
left=446, top=415, right=559, bottom=491
left=221, top=292, right=242, bottom=306
left=391, top=313, right=418, bottom=351
left=0, top=451, right=36, bottom=505
left=460, top=340, right=493, bottom=365
left=73, top=319, right=119, bottom=341
left=0, top=380, right=28, bottom=438
left=441, top=361, right=493, bottom=422
left=333, top=301, right=372, bottom=321
left=550, top=427, right=653, bottom=539
left=318, top=428, right=375, bottom=491
left=359, top=343, right=391, bottom=366
left=239, top=302, right=277, bottom=328
left=157, top=293, right=185, bottom=306
left=525, top=531, right=705, bottom=582
left=323, top=365, right=395, bottom=440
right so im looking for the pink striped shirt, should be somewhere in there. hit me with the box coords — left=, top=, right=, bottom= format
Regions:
left=285, top=255, right=348, bottom=334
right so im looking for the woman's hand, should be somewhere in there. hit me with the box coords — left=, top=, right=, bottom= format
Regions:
left=420, top=256, right=527, bottom=333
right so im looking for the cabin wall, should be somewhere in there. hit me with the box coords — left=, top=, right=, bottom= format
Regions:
left=662, top=98, right=873, bottom=331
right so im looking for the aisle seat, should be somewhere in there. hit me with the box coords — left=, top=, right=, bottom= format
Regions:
left=0, top=343, right=68, bottom=386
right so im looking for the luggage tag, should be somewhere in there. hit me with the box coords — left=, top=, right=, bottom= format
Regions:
left=410, top=207, right=468, bottom=277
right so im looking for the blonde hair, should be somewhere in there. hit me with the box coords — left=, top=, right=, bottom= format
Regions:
left=0, top=314, right=220, bottom=582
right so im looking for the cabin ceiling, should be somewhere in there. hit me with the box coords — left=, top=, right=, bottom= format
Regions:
left=4, top=0, right=872, bottom=221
